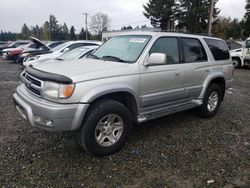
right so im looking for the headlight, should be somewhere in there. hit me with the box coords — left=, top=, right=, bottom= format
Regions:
left=43, top=81, right=75, bottom=101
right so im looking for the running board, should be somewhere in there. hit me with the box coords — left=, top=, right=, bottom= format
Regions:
left=137, top=99, right=202, bottom=123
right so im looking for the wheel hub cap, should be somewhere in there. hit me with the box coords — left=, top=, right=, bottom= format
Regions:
left=207, top=91, right=219, bottom=112
left=95, top=114, right=124, bottom=147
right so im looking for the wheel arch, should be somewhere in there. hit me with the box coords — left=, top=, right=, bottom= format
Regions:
left=199, top=74, right=226, bottom=101
left=80, top=84, right=139, bottom=121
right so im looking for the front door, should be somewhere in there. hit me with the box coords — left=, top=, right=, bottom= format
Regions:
left=139, top=37, right=185, bottom=112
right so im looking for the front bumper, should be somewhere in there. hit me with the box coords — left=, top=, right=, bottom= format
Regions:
left=13, top=84, right=89, bottom=131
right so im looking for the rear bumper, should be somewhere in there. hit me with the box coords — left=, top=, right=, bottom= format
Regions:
left=13, top=84, right=89, bottom=131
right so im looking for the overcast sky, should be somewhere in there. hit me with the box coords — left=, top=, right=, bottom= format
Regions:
left=0, top=0, right=246, bottom=33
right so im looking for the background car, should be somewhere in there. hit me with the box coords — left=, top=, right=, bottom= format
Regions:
left=25, top=45, right=98, bottom=67
left=16, top=37, right=57, bottom=63
left=2, top=43, right=36, bottom=61
left=23, top=40, right=101, bottom=66
left=0, top=41, right=29, bottom=55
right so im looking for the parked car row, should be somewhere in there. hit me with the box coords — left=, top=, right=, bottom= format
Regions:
left=1, top=37, right=101, bottom=67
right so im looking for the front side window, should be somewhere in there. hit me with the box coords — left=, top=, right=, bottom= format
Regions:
left=182, top=38, right=207, bottom=63
left=90, top=35, right=151, bottom=63
left=150, top=37, right=180, bottom=64
left=204, top=38, right=230, bottom=60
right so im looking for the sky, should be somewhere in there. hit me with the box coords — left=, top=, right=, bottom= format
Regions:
left=0, top=0, right=247, bottom=33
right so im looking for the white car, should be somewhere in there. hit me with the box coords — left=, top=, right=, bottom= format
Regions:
left=23, top=40, right=101, bottom=66
left=29, top=46, right=99, bottom=67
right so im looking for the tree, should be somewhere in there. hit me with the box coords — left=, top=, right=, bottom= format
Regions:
left=78, top=28, right=86, bottom=39
left=244, top=0, right=250, bottom=36
left=49, top=14, right=61, bottom=40
left=69, top=26, right=76, bottom=40
left=121, top=25, right=133, bottom=30
left=62, top=23, right=69, bottom=40
left=143, top=0, right=176, bottom=30
left=42, top=21, right=49, bottom=40
left=177, top=0, right=219, bottom=33
left=21, top=23, right=30, bottom=39
left=89, top=12, right=111, bottom=35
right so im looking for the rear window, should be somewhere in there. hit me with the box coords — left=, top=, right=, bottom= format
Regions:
left=204, top=38, right=230, bottom=60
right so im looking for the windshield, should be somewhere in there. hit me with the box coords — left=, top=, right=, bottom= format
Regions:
left=91, top=35, right=151, bottom=63
left=57, top=47, right=90, bottom=60
left=51, top=42, right=68, bottom=52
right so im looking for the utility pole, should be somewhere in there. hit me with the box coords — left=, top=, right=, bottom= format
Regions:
left=208, top=0, right=214, bottom=34
left=83, top=13, right=89, bottom=40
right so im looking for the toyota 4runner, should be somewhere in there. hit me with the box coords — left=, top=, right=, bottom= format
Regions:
left=13, top=32, right=233, bottom=156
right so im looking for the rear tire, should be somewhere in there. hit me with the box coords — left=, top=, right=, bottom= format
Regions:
left=196, top=83, right=222, bottom=118
left=78, top=99, right=132, bottom=156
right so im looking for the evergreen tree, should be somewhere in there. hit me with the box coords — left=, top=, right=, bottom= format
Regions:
left=244, top=0, right=250, bottom=36
left=42, top=21, right=49, bottom=40
left=69, top=26, right=76, bottom=40
left=21, top=23, right=30, bottom=39
left=49, top=15, right=61, bottom=40
left=143, top=0, right=176, bottom=30
left=78, top=28, right=86, bottom=40
left=177, top=0, right=219, bottom=33
left=35, top=25, right=41, bottom=39
left=62, top=23, right=69, bottom=40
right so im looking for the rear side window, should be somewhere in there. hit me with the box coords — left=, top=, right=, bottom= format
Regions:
left=204, top=38, right=230, bottom=60
left=181, top=38, right=207, bottom=63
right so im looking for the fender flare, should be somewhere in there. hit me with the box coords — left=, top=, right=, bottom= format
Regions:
left=198, top=72, right=226, bottom=99
left=80, top=83, right=139, bottom=111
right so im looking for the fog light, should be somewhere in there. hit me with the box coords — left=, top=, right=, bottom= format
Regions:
left=34, top=115, right=53, bottom=126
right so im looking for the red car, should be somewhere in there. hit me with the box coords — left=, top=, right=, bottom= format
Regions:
left=2, top=43, right=35, bottom=61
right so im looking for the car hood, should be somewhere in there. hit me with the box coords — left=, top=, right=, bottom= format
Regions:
left=29, top=37, right=51, bottom=51
left=33, top=58, right=137, bottom=82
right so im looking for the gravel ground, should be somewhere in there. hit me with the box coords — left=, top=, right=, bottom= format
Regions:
left=0, top=58, right=249, bottom=187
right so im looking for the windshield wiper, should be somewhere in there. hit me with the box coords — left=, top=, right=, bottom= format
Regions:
left=56, top=57, right=64, bottom=61
left=88, top=54, right=100, bottom=59
left=101, top=55, right=129, bottom=63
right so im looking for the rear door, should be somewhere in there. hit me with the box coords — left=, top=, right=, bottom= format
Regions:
left=180, top=37, right=211, bottom=99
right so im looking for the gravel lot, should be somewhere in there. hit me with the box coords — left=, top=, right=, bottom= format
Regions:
left=0, top=58, right=249, bottom=187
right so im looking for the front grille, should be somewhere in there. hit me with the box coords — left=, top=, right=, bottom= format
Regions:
left=24, top=73, right=43, bottom=96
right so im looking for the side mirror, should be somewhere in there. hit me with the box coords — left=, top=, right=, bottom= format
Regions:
left=63, top=48, right=69, bottom=53
left=146, top=53, right=167, bottom=66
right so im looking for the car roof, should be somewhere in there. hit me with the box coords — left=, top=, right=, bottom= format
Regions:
left=115, top=31, right=225, bottom=41
left=66, top=40, right=102, bottom=45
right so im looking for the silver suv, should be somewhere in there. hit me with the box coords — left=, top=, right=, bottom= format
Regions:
left=13, top=32, right=233, bottom=156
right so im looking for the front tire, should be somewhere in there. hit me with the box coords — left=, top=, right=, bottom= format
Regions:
left=196, top=83, right=222, bottom=118
left=78, top=99, right=132, bottom=156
